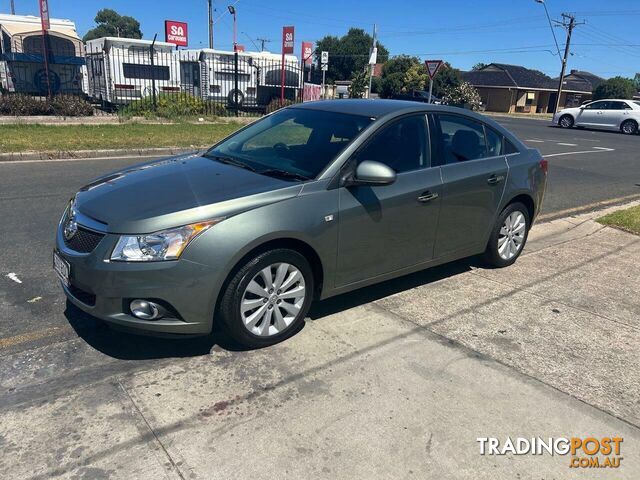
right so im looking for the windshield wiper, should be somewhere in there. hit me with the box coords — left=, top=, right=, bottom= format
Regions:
left=259, top=169, right=310, bottom=181
left=205, top=154, right=257, bottom=172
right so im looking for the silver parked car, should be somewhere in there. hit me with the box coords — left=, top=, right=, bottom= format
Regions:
left=554, top=99, right=640, bottom=134
left=54, top=100, right=547, bottom=347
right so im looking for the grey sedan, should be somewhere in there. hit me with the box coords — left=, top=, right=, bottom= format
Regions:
left=54, top=100, right=547, bottom=347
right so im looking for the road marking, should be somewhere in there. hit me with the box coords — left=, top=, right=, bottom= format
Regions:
left=592, top=146, right=612, bottom=150
left=0, top=153, right=178, bottom=165
left=6, top=273, right=22, bottom=284
left=27, top=296, right=43, bottom=303
left=545, top=148, right=614, bottom=158
left=538, top=192, right=640, bottom=221
left=526, top=139, right=545, bottom=143
left=0, top=326, right=63, bottom=349
left=557, top=143, right=578, bottom=146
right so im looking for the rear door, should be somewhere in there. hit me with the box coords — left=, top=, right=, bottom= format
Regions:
left=602, top=101, right=631, bottom=128
left=336, top=114, right=442, bottom=287
left=430, top=113, right=508, bottom=258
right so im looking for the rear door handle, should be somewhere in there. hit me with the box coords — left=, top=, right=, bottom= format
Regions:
left=417, top=191, right=439, bottom=203
left=487, top=174, right=505, bottom=185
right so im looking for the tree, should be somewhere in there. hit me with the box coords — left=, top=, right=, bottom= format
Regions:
left=83, top=9, right=142, bottom=41
left=379, top=56, right=422, bottom=98
left=442, top=82, right=482, bottom=109
left=315, top=28, right=389, bottom=83
left=431, top=63, right=462, bottom=98
left=472, top=62, right=488, bottom=71
left=593, top=76, right=636, bottom=100
left=348, top=69, right=369, bottom=98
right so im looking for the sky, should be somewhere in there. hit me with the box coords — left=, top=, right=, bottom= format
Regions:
left=4, top=0, right=639, bottom=79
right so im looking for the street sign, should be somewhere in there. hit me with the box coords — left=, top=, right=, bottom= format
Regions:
left=425, top=60, right=443, bottom=79
left=165, top=20, right=188, bottom=47
left=321, top=51, right=329, bottom=65
left=321, top=64, right=328, bottom=71
left=39, top=0, right=50, bottom=30
left=282, top=26, right=295, bottom=54
left=302, top=41, right=313, bottom=65
left=368, top=47, right=377, bottom=65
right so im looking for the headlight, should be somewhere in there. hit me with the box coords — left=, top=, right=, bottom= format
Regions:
left=110, top=220, right=222, bottom=262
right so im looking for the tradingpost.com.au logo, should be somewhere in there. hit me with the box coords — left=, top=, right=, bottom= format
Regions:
left=477, top=437, right=623, bottom=469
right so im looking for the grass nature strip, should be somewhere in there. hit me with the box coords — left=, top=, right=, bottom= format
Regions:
left=597, top=205, right=640, bottom=236
left=0, top=122, right=244, bottom=153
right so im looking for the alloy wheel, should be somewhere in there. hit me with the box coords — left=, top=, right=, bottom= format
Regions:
left=498, top=211, right=526, bottom=260
left=240, top=263, right=306, bottom=337
left=560, top=116, right=573, bottom=128
left=622, top=121, right=637, bottom=135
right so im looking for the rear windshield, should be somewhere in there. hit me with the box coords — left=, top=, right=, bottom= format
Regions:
left=208, top=108, right=372, bottom=179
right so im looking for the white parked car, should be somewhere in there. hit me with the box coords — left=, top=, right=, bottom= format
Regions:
left=553, top=99, right=640, bottom=135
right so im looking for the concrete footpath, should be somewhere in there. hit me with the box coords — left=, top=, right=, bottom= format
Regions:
left=1, top=205, right=639, bottom=479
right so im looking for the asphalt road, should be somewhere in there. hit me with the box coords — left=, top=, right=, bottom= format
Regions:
left=0, top=116, right=638, bottom=386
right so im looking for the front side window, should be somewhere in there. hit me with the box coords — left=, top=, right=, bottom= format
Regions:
left=585, top=101, right=608, bottom=110
left=435, top=114, right=488, bottom=164
left=207, top=108, right=372, bottom=179
left=355, top=115, right=429, bottom=173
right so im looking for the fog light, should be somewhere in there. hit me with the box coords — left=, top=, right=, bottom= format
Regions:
left=130, top=300, right=164, bottom=320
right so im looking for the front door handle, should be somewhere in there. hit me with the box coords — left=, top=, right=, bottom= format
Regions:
left=487, top=174, right=505, bottom=185
left=417, top=191, right=439, bottom=203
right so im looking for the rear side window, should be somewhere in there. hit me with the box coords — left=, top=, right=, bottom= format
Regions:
left=504, top=138, right=519, bottom=155
left=485, top=127, right=503, bottom=157
left=434, top=114, right=488, bottom=164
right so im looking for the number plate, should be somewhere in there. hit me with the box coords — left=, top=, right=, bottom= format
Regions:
left=53, top=251, right=70, bottom=287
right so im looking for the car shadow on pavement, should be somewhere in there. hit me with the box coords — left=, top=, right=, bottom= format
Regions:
left=308, top=257, right=477, bottom=320
left=64, top=300, right=254, bottom=360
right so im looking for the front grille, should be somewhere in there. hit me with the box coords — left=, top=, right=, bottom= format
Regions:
left=67, top=283, right=96, bottom=306
left=64, top=226, right=105, bottom=254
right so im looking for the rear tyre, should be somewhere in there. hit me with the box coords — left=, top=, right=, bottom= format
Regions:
left=621, top=119, right=638, bottom=135
left=559, top=114, right=574, bottom=128
left=219, top=249, right=313, bottom=348
left=483, top=202, right=530, bottom=268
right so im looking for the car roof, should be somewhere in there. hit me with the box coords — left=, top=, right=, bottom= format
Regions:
left=291, top=99, right=457, bottom=118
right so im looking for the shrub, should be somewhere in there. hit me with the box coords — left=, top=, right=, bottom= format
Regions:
left=0, top=94, right=51, bottom=115
left=0, top=94, right=94, bottom=116
left=50, top=95, right=94, bottom=116
left=265, top=98, right=295, bottom=114
left=121, top=93, right=226, bottom=119
left=442, top=82, right=482, bottom=110
left=593, top=77, right=636, bottom=101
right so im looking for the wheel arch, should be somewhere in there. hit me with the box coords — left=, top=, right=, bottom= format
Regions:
left=502, top=193, right=536, bottom=222
left=214, top=237, right=325, bottom=323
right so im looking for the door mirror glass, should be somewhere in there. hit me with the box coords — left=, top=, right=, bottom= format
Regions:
left=352, top=160, right=397, bottom=186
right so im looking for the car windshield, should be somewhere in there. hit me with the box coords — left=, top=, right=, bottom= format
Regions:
left=206, top=108, right=372, bottom=180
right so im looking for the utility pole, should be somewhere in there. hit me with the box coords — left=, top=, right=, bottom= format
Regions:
left=554, top=13, right=582, bottom=114
left=10, top=0, right=15, bottom=15
left=208, top=0, right=214, bottom=49
left=367, top=24, right=377, bottom=99
left=256, top=37, right=271, bottom=51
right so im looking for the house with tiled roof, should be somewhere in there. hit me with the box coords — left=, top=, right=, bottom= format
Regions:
left=462, top=63, right=598, bottom=114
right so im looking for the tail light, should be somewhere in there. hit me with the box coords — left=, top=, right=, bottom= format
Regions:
left=540, top=158, right=548, bottom=175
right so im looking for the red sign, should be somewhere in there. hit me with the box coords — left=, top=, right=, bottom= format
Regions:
left=302, top=41, right=313, bottom=65
left=165, top=20, right=188, bottom=47
left=235, top=44, right=245, bottom=53
left=425, top=60, right=443, bottom=79
left=39, top=0, right=50, bottom=30
left=282, top=26, right=294, bottom=55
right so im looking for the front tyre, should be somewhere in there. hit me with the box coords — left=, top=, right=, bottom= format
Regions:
left=483, top=202, right=530, bottom=268
left=219, top=249, right=314, bottom=348
left=559, top=114, right=574, bottom=128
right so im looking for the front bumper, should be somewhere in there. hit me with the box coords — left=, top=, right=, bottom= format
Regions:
left=55, top=223, right=218, bottom=336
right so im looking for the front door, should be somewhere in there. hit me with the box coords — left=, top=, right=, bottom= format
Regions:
left=576, top=100, right=609, bottom=127
left=336, top=114, right=442, bottom=287
left=430, top=113, right=508, bottom=258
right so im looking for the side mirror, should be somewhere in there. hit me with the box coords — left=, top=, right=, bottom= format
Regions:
left=350, top=160, right=397, bottom=186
